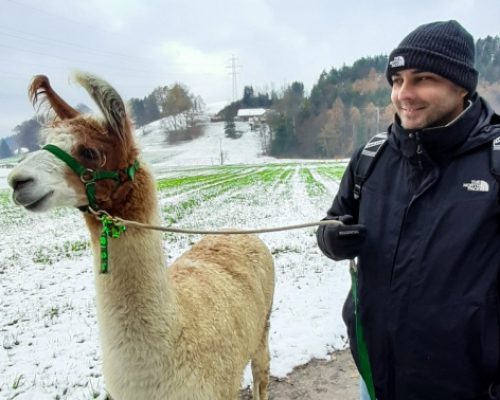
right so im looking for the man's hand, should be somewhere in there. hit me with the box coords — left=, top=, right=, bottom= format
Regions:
left=317, top=215, right=367, bottom=260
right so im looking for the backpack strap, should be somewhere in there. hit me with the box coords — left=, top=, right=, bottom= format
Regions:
left=350, top=133, right=388, bottom=400
left=353, top=132, right=388, bottom=200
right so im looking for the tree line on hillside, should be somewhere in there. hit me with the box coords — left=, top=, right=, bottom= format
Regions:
left=129, top=83, right=204, bottom=130
left=219, top=36, right=500, bottom=159
left=267, top=56, right=393, bottom=158
left=217, top=58, right=397, bottom=158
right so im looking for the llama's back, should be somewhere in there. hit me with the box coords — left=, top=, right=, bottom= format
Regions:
left=170, top=234, right=274, bottom=311
left=169, top=234, right=274, bottom=397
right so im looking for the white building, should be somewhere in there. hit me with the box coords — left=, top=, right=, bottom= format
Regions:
left=236, top=108, right=268, bottom=121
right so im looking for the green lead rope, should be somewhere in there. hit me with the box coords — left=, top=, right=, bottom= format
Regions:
left=99, top=214, right=126, bottom=274
left=350, top=262, right=376, bottom=400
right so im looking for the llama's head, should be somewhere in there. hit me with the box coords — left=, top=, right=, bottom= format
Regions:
left=8, top=73, right=139, bottom=215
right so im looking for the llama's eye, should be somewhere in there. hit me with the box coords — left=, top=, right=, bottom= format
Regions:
left=80, top=148, right=99, bottom=161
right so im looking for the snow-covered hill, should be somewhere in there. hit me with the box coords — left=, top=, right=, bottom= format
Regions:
left=137, top=119, right=274, bottom=170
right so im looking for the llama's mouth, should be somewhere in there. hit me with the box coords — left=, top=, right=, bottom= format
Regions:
left=23, top=191, right=54, bottom=211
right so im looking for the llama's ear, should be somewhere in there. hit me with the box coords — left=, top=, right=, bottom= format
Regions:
left=73, top=71, right=132, bottom=144
left=29, top=75, right=80, bottom=120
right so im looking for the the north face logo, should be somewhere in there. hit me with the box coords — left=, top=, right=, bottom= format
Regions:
left=463, top=180, right=490, bottom=192
left=494, top=136, right=500, bottom=150
left=389, top=56, right=405, bottom=68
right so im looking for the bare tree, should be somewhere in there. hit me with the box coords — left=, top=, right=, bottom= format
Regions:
left=164, top=83, right=193, bottom=131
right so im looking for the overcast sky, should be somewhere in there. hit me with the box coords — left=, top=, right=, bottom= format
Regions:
left=1, top=0, right=500, bottom=138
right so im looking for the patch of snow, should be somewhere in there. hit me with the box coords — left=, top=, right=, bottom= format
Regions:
left=0, top=167, right=11, bottom=189
left=139, top=121, right=274, bottom=171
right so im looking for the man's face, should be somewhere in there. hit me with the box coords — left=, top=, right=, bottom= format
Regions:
left=390, top=69, right=468, bottom=130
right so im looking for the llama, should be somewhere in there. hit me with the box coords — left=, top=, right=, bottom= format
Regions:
left=7, top=72, right=275, bottom=400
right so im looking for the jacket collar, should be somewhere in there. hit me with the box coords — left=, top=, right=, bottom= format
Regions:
left=388, top=94, right=497, bottom=160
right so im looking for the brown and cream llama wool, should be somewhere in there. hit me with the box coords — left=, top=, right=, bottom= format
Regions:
left=8, top=72, right=275, bottom=400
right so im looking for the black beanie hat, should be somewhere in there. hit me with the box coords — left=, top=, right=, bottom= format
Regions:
left=385, top=20, right=478, bottom=94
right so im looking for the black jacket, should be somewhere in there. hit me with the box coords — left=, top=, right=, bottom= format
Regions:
left=318, top=96, right=500, bottom=400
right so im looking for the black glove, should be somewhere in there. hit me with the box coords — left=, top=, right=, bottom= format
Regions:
left=317, top=215, right=366, bottom=260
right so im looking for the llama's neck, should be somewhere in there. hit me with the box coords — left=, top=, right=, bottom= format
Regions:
left=84, top=165, right=180, bottom=343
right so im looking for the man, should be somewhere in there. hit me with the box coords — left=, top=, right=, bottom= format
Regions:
left=317, top=20, right=500, bottom=400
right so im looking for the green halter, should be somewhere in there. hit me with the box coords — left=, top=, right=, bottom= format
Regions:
left=43, top=144, right=139, bottom=211
left=42, top=144, right=140, bottom=273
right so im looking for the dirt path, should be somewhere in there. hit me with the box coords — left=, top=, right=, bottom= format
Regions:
left=240, top=349, right=359, bottom=400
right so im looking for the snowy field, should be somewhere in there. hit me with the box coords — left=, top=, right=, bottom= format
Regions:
left=0, top=120, right=350, bottom=400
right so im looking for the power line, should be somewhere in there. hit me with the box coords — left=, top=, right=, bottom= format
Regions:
left=226, top=55, right=241, bottom=102
left=0, top=43, right=156, bottom=74
left=0, top=43, right=225, bottom=79
left=0, top=27, right=146, bottom=62
left=0, top=28, right=222, bottom=69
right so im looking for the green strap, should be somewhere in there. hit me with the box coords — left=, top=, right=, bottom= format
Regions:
left=93, top=170, right=120, bottom=180
left=44, top=144, right=121, bottom=182
left=350, top=264, right=376, bottom=400
left=85, top=182, right=98, bottom=211
left=43, top=144, right=87, bottom=176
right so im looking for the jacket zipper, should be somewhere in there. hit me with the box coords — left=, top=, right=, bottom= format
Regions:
left=414, top=131, right=424, bottom=170
left=390, top=131, right=424, bottom=286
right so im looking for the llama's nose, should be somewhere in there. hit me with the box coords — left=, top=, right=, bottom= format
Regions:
left=8, top=174, right=34, bottom=191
